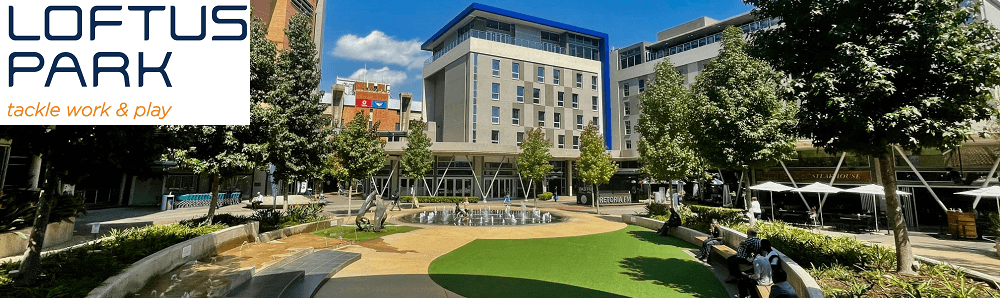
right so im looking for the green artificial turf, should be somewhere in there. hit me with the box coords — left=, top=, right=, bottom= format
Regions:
left=312, top=225, right=420, bottom=242
left=428, top=225, right=727, bottom=298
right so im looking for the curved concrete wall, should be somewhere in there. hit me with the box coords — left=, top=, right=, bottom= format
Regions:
left=86, top=222, right=260, bottom=298
left=621, top=215, right=824, bottom=298
left=0, top=218, right=76, bottom=259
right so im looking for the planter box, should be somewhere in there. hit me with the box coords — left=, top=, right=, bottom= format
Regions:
left=0, top=218, right=76, bottom=259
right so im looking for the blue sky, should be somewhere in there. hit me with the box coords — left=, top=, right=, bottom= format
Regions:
left=319, top=0, right=753, bottom=101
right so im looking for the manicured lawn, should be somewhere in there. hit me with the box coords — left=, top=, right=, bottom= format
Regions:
left=428, top=225, right=726, bottom=298
left=312, top=225, right=420, bottom=242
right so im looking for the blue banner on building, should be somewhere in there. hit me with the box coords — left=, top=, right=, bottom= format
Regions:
left=372, top=101, right=388, bottom=109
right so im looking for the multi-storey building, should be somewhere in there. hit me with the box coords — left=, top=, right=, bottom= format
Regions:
left=393, top=3, right=610, bottom=199
left=252, top=0, right=326, bottom=54
left=325, top=78, right=422, bottom=139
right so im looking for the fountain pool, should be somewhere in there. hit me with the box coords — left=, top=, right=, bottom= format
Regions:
left=397, top=205, right=566, bottom=226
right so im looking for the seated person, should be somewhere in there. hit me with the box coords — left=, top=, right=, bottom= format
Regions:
left=736, top=239, right=773, bottom=298
left=698, top=219, right=723, bottom=261
left=726, top=228, right=761, bottom=283
left=658, top=207, right=683, bottom=236
left=766, top=246, right=797, bottom=298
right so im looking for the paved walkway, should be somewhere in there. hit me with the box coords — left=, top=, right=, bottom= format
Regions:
left=313, top=207, right=628, bottom=298
left=818, top=230, right=999, bottom=280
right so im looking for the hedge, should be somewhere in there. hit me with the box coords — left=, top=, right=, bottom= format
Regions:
left=400, top=196, right=479, bottom=203
left=538, top=192, right=553, bottom=201
left=652, top=205, right=746, bottom=233
left=732, top=221, right=895, bottom=270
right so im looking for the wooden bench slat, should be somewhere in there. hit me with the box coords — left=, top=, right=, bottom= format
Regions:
left=694, top=236, right=709, bottom=243
left=755, top=284, right=772, bottom=298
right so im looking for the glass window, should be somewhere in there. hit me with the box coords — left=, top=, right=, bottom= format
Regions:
left=573, top=136, right=579, bottom=149
left=592, top=96, right=599, bottom=111
left=538, top=111, right=545, bottom=127
left=572, top=94, right=579, bottom=109
left=472, top=128, right=477, bottom=143
left=639, top=79, right=645, bottom=92
left=537, top=67, right=545, bottom=83
left=623, top=83, right=630, bottom=96
left=557, top=92, right=565, bottom=107
left=517, top=132, right=524, bottom=146
left=558, top=135, right=565, bottom=148
left=533, top=88, right=540, bottom=104
left=577, top=115, right=583, bottom=129
left=492, top=83, right=500, bottom=100
left=491, top=130, right=500, bottom=144
left=492, top=106, right=500, bottom=124
left=473, top=81, right=477, bottom=98
left=512, top=62, right=520, bottom=79
left=512, top=108, right=520, bottom=125
left=492, top=59, right=500, bottom=77
left=593, top=117, right=599, bottom=127
left=554, top=69, right=561, bottom=84
left=554, top=113, right=561, bottom=128
left=472, top=104, right=477, bottom=123
left=626, top=140, right=633, bottom=149
left=576, top=73, right=583, bottom=88
left=592, top=76, right=597, bottom=90
left=624, top=102, right=630, bottom=115
left=517, top=86, right=524, bottom=102
left=625, top=121, right=632, bottom=135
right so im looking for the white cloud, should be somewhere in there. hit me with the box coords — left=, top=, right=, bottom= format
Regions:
left=348, top=67, right=408, bottom=86
left=333, top=31, right=430, bottom=69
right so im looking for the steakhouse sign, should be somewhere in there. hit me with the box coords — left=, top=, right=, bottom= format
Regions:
left=0, top=1, right=249, bottom=124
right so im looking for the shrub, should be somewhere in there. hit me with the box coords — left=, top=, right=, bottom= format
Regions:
left=0, top=190, right=86, bottom=232
left=989, top=213, right=1000, bottom=236
left=645, top=202, right=670, bottom=217
left=731, top=221, right=895, bottom=270
left=661, top=205, right=745, bottom=233
left=179, top=213, right=252, bottom=227
left=251, top=209, right=284, bottom=232
left=0, top=223, right=226, bottom=298
left=400, top=196, right=478, bottom=203
left=286, top=204, right=324, bottom=224
left=538, top=192, right=553, bottom=201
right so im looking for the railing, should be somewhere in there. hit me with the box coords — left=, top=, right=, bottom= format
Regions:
left=426, top=29, right=567, bottom=66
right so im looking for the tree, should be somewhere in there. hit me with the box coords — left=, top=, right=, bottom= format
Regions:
left=577, top=122, right=618, bottom=214
left=267, top=14, right=331, bottom=208
left=636, top=58, right=706, bottom=192
left=517, top=127, right=553, bottom=206
left=401, top=120, right=433, bottom=208
left=745, top=0, right=1000, bottom=275
left=332, top=111, right=387, bottom=216
left=689, top=26, right=798, bottom=210
left=164, top=126, right=257, bottom=225
left=250, top=13, right=280, bottom=167
left=0, top=126, right=167, bottom=285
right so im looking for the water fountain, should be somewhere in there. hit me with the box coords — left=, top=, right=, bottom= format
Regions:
left=399, top=205, right=566, bottom=226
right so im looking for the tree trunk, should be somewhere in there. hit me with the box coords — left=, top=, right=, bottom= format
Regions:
left=594, top=183, right=601, bottom=215
left=282, top=180, right=289, bottom=211
left=878, top=147, right=915, bottom=275
left=203, top=173, right=222, bottom=225
left=412, top=177, right=421, bottom=208
left=16, top=190, right=51, bottom=286
left=743, top=170, right=753, bottom=210
left=347, top=182, right=353, bottom=216
left=17, top=158, right=55, bottom=286
left=534, top=181, right=538, bottom=207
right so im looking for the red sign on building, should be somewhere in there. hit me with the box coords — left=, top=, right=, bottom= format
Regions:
left=355, top=98, right=372, bottom=108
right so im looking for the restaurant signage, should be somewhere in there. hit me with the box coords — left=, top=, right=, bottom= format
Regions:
left=755, top=170, right=872, bottom=183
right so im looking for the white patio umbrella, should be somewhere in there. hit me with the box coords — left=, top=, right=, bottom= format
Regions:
left=791, top=182, right=845, bottom=226
left=842, top=184, right=911, bottom=233
left=750, top=182, right=795, bottom=220
left=956, top=186, right=1000, bottom=215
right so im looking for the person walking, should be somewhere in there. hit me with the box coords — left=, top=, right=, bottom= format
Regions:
left=750, top=197, right=762, bottom=220
left=726, top=228, right=761, bottom=283
left=503, top=192, right=511, bottom=205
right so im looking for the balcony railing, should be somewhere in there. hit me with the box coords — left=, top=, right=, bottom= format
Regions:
left=425, top=29, right=566, bottom=66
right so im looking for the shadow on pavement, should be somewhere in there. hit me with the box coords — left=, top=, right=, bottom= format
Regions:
left=429, top=273, right=628, bottom=298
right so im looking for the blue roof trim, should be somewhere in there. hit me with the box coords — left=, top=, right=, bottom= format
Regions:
left=421, top=3, right=609, bottom=50
left=602, top=37, right=613, bottom=149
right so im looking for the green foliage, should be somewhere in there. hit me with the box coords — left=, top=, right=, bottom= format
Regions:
left=402, top=120, right=434, bottom=181
left=689, top=26, right=798, bottom=173
left=399, top=196, right=479, bottom=203
left=673, top=205, right=746, bottom=233
left=577, top=123, right=618, bottom=192
left=644, top=202, right=670, bottom=217
left=179, top=213, right=252, bottom=227
left=0, top=224, right=225, bottom=298
left=636, top=59, right=705, bottom=181
left=0, top=190, right=85, bottom=232
left=989, top=213, right=1000, bottom=236
left=267, top=14, right=333, bottom=184
left=250, top=209, right=284, bottom=231
left=538, top=192, right=553, bottom=201
left=332, top=111, right=388, bottom=187
left=285, top=204, right=324, bottom=224
left=748, top=0, right=1000, bottom=157
left=517, top=128, right=554, bottom=186
left=732, top=221, right=894, bottom=270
